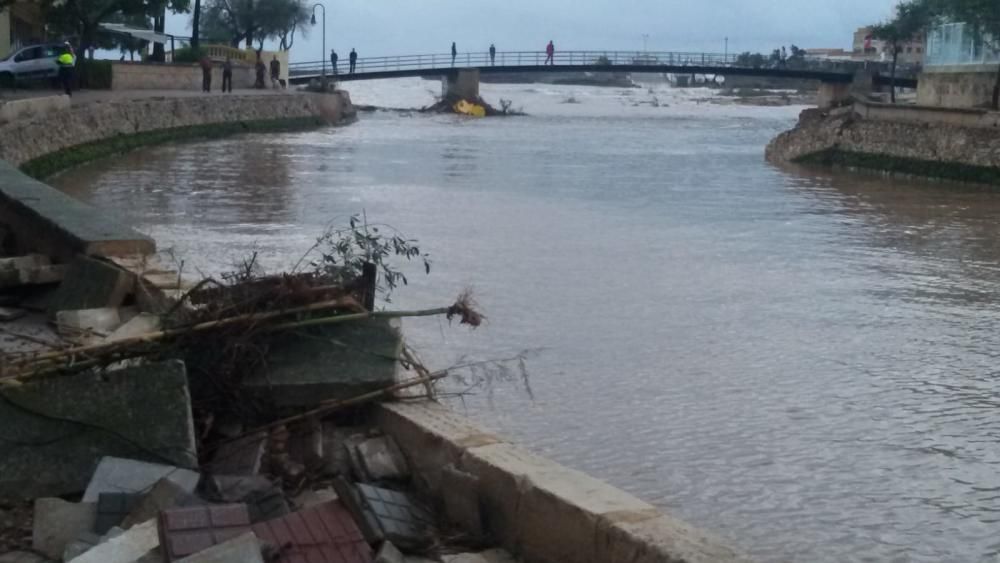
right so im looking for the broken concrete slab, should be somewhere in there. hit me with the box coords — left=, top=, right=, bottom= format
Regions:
left=0, top=361, right=198, bottom=501
left=0, top=255, right=67, bottom=289
left=19, top=265, right=67, bottom=286
left=374, top=541, right=404, bottom=563
left=31, top=498, right=97, bottom=560
left=83, top=456, right=200, bottom=503
left=0, top=306, right=27, bottom=322
left=205, top=475, right=274, bottom=504
left=250, top=500, right=372, bottom=563
left=356, top=484, right=434, bottom=550
left=95, top=493, right=141, bottom=535
left=321, top=423, right=365, bottom=477
left=174, top=532, right=263, bottom=563
left=121, top=478, right=200, bottom=530
left=243, top=486, right=289, bottom=524
left=67, top=518, right=159, bottom=563
left=55, top=308, right=123, bottom=335
left=441, top=465, right=483, bottom=538
left=345, top=434, right=370, bottom=481
left=356, top=436, right=409, bottom=481
left=441, top=550, right=517, bottom=563
left=0, top=551, right=53, bottom=563
left=208, top=434, right=266, bottom=476
left=291, top=487, right=338, bottom=510
left=62, top=532, right=101, bottom=561
left=105, top=312, right=161, bottom=342
left=47, top=256, right=134, bottom=315
left=243, top=318, right=403, bottom=408
left=158, top=504, right=252, bottom=561
left=287, top=420, right=324, bottom=468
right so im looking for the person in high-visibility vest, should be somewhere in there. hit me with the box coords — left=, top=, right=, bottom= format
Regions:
left=57, top=43, right=76, bottom=96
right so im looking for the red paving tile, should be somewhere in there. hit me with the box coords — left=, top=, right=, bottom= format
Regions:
left=158, top=504, right=253, bottom=561
left=252, top=500, right=372, bottom=563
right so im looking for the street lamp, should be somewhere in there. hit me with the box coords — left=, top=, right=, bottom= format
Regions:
left=310, top=3, right=327, bottom=83
left=724, top=37, right=729, bottom=63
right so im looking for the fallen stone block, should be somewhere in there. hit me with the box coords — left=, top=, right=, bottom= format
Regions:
left=158, top=504, right=252, bottom=561
left=320, top=423, right=365, bottom=477
left=174, top=532, right=263, bottom=563
left=0, top=551, right=53, bottom=563
left=287, top=420, right=324, bottom=468
left=356, top=436, right=410, bottom=481
left=242, top=318, right=403, bottom=408
left=374, top=541, right=404, bottom=563
left=68, top=518, right=159, bottom=563
left=106, top=313, right=161, bottom=342
left=55, top=307, right=123, bottom=336
left=344, top=434, right=370, bottom=481
left=84, top=456, right=200, bottom=503
left=62, top=532, right=101, bottom=561
left=204, top=475, right=274, bottom=504
left=95, top=493, right=141, bottom=535
left=0, top=306, right=27, bottom=322
left=121, top=478, right=201, bottom=529
left=291, top=487, right=338, bottom=510
left=0, top=254, right=49, bottom=287
left=441, top=550, right=517, bottom=563
left=0, top=361, right=198, bottom=501
left=31, top=498, right=97, bottom=560
left=351, top=483, right=433, bottom=551
left=441, top=464, right=483, bottom=538
left=19, top=265, right=67, bottom=286
left=243, top=486, right=289, bottom=524
left=208, top=434, right=266, bottom=476
left=47, top=256, right=134, bottom=315
left=250, top=500, right=372, bottom=563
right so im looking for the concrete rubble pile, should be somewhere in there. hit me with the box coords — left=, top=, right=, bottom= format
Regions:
left=0, top=254, right=501, bottom=563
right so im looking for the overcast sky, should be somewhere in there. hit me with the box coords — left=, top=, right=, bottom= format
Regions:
left=165, top=0, right=898, bottom=62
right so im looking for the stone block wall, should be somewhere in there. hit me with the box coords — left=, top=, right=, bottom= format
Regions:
left=0, top=95, right=70, bottom=125
left=916, top=67, right=998, bottom=108
left=378, top=401, right=750, bottom=563
left=0, top=91, right=354, bottom=166
left=111, top=62, right=255, bottom=91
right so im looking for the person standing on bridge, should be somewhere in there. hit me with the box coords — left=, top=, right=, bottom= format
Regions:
left=489, top=43, right=496, bottom=65
left=451, top=42, right=457, bottom=66
left=545, top=40, right=555, bottom=65
left=349, top=48, right=357, bottom=74
left=222, top=56, right=233, bottom=93
left=331, top=49, right=338, bottom=74
left=270, top=55, right=282, bottom=89
left=56, top=42, right=76, bottom=96
left=199, top=53, right=213, bottom=92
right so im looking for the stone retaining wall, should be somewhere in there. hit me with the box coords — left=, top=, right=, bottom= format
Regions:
left=0, top=95, right=70, bottom=125
left=0, top=91, right=355, bottom=167
left=765, top=101, right=1000, bottom=183
left=917, top=66, right=998, bottom=109
left=378, top=401, right=750, bottom=563
left=111, top=61, right=256, bottom=91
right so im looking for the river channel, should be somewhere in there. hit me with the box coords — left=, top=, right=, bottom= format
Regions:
left=52, top=79, right=1000, bottom=562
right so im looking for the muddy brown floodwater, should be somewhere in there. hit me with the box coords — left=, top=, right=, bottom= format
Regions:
left=51, top=79, right=1000, bottom=562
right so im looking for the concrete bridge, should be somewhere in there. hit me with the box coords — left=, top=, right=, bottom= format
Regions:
left=288, top=50, right=916, bottom=108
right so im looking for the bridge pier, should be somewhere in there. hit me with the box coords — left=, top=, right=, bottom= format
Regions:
left=817, top=81, right=851, bottom=108
left=443, top=68, right=480, bottom=100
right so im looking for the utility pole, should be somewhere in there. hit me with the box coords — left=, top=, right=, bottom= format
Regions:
left=642, top=34, right=649, bottom=54
left=725, top=37, right=729, bottom=63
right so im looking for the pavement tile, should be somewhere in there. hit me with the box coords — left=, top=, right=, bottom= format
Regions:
left=158, top=504, right=252, bottom=562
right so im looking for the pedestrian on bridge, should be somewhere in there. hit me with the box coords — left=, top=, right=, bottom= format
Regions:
left=349, top=48, right=357, bottom=74
left=222, top=56, right=233, bottom=93
left=56, top=42, right=75, bottom=96
left=199, top=53, right=213, bottom=92
left=331, top=49, right=338, bottom=74
left=490, top=43, right=496, bottom=65
left=545, top=40, right=554, bottom=65
left=270, top=55, right=282, bottom=89
left=451, top=42, right=457, bottom=66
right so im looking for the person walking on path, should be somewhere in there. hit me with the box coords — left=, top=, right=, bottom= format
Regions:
left=270, top=55, right=281, bottom=89
left=254, top=54, right=266, bottom=88
left=199, top=53, right=213, bottom=92
left=545, top=40, right=555, bottom=65
left=451, top=42, right=457, bottom=66
left=330, top=49, right=338, bottom=74
left=489, top=43, right=496, bottom=65
left=56, top=42, right=76, bottom=96
left=349, top=48, right=357, bottom=74
left=222, top=56, right=233, bottom=93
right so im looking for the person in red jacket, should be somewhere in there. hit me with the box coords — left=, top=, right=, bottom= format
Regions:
left=545, top=40, right=555, bottom=65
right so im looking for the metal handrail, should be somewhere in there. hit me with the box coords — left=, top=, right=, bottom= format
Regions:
left=288, top=50, right=742, bottom=76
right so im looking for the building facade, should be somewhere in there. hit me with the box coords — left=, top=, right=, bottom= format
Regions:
left=0, top=1, right=46, bottom=59
left=852, top=26, right=925, bottom=65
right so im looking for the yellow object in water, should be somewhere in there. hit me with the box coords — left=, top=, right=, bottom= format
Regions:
left=453, top=99, right=486, bottom=117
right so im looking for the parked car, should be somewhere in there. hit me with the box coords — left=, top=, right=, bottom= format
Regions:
left=0, top=43, right=70, bottom=84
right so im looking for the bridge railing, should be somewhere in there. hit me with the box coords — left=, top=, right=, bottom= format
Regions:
left=288, top=50, right=740, bottom=77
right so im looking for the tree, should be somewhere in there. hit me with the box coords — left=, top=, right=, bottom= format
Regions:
left=201, top=0, right=306, bottom=50
left=871, top=0, right=934, bottom=103
left=931, top=0, right=1000, bottom=108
